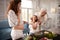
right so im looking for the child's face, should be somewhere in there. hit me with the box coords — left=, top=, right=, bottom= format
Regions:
left=32, top=16, right=37, bottom=21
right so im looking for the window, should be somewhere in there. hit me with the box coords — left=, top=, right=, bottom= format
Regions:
left=21, top=0, right=33, bottom=23
left=21, top=0, right=32, bottom=8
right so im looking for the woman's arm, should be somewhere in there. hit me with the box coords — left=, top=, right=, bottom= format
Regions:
left=16, top=14, right=24, bottom=30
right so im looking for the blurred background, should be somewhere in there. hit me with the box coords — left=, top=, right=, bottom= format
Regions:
left=0, top=0, right=60, bottom=40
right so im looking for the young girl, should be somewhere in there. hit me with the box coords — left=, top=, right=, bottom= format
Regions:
left=29, top=15, right=40, bottom=34
left=7, top=0, right=24, bottom=40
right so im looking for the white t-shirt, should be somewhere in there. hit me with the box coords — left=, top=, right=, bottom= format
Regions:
left=29, top=22, right=40, bottom=34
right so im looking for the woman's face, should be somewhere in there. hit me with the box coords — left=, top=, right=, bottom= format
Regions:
left=41, top=11, right=47, bottom=17
left=18, top=2, right=21, bottom=9
left=18, top=2, right=21, bottom=13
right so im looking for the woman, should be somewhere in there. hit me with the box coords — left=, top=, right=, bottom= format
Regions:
left=29, top=15, right=40, bottom=34
left=7, top=0, right=24, bottom=40
left=39, top=9, right=48, bottom=30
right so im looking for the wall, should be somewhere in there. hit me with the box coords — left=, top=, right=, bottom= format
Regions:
left=0, top=0, right=5, bottom=21
left=40, top=0, right=58, bottom=17
left=0, top=0, right=10, bottom=21
left=39, top=0, right=60, bottom=33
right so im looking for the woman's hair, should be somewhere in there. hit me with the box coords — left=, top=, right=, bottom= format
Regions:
left=7, top=0, right=21, bottom=16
